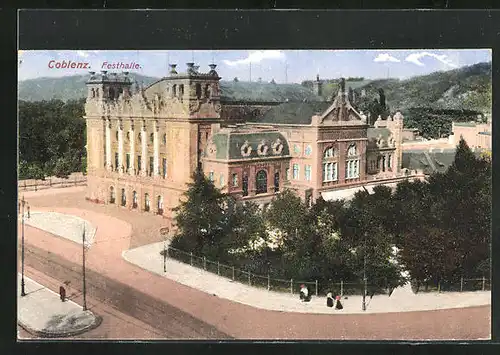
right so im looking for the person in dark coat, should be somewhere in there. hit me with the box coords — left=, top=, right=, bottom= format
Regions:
left=335, top=295, right=343, bottom=310
left=59, top=286, right=66, bottom=302
left=326, top=292, right=334, bottom=308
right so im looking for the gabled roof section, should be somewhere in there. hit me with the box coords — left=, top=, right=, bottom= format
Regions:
left=219, top=81, right=322, bottom=103
left=256, top=101, right=331, bottom=124
left=319, top=78, right=365, bottom=124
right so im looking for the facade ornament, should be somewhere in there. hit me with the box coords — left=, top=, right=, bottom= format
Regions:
left=214, top=103, right=221, bottom=113
left=207, top=141, right=217, bottom=157
left=241, top=141, right=252, bottom=157
left=189, top=100, right=201, bottom=114
left=272, top=139, right=284, bottom=155
left=257, top=140, right=269, bottom=156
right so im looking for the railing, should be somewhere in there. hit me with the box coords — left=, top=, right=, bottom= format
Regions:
left=413, top=277, right=491, bottom=293
left=165, top=246, right=388, bottom=297
left=18, top=173, right=87, bottom=191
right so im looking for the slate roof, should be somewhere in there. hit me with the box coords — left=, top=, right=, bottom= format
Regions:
left=219, top=81, right=323, bottom=103
left=256, top=101, right=331, bottom=124
left=402, top=149, right=483, bottom=174
left=209, top=130, right=290, bottom=161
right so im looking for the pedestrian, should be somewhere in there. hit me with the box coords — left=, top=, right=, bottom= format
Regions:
left=335, top=295, right=343, bottom=310
left=27, top=205, right=30, bottom=218
left=326, top=292, right=334, bottom=308
left=59, top=285, right=66, bottom=302
left=299, top=284, right=307, bottom=301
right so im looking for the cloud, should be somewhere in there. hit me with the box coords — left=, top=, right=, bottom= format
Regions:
left=405, top=51, right=458, bottom=68
left=374, top=53, right=400, bottom=63
left=76, top=50, right=101, bottom=58
left=223, top=50, right=286, bottom=66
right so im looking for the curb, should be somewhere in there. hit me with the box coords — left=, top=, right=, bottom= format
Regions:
left=18, top=314, right=102, bottom=338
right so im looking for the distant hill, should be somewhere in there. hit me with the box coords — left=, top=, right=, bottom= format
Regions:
left=18, top=62, right=491, bottom=114
left=18, top=74, right=159, bottom=102
left=357, top=62, right=492, bottom=114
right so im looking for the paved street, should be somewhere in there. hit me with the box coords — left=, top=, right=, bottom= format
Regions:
left=18, top=187, right=491, bottom=340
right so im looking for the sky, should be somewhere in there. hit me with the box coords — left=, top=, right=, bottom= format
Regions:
left=18, top=49, right=491, bottom=83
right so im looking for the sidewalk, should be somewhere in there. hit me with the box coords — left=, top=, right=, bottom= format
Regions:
left=123, top=242, right=491, bottom=315
left=18, top=274, right=101, bottom=338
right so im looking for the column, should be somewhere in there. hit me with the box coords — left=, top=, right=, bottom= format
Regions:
left=105, top=119, right=111, bottom=171
left=118, top=119, right=124, bottom=175
left=129, top=122, right=135, bottom=175
left=153, top=120, right=159, bottom=177
left=141, top=121, right=147, bottom=177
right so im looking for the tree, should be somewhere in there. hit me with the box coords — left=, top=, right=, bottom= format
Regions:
left=171, top=167, right=229, bottom=256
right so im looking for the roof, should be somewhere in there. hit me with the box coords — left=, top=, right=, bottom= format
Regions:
left=219, top=81, right=323, bottom=103
left=401, top=149, right=484, bottom=174
left=256, top=101, right=331, bottom=124
left=208, top=130, right=290, bottom=161
left=87, top=72, right=132, bottom=84
left=367, top=128, right=392, bottom=141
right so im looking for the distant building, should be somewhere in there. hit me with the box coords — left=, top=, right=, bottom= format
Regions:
left=84, top=64, right=418, bottom=225
left=450, top=121, right=491, bottom=150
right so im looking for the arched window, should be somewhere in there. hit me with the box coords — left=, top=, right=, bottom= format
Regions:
left=172, top=84, right=177, bottom=97
left=121, top=188, right=126, bottom=206
left=115, top=130, right=119, bottom=141
left=256, top=170, right=268, bottom=194
left=324, top=147, right=334, bottom=159
left=109, top=87, right=115, bottom=100
left=195, top=83, right=202, bottom=99
left=132, top=191, right=138, bottom=208
left=91, top=88, right=95, bottom=98
left=162, top=133, right=167, bottom=145
left=179, top=84, right=184, bottom=99
left=242, top=173, right=249, bottom=197
left=149, top=133, right=154, bottom=144
left=109, top=186, right=115, bottom=204
left=347, top=144, right=357, bottom=157
left=205, top=84, right=211, bottom=98
left=157, top=195, right=163, bottom=215
left=274, top=172, right=280, bottom=192
left=144, top=193, right=150, bottom=212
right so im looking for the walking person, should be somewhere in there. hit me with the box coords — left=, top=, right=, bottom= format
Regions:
left=326, top=292, right=334, bottom=308
left=59, top=285, right=66, bottom=302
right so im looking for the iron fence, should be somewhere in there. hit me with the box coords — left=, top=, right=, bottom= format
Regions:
left=18, top=174, right=87, bottom=191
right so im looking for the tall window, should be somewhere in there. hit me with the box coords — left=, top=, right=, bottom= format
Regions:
left=157, top=195, right=163, bottom=214
left=132, top=191, right=138, bottom=208
left=149, top=156, right=154, bottom=176
left=305, top=165, right=312, bottom=181
left=208, top=171, right=214, bottom=182
left=292, top=164, right=300, bottom=180
left=232, top=173, right=238, bottom=187
left=382, top=156, right=386, bottom=172
left=126, top=153, right=130, bottom=171
left=109, top=186, right=115, bottom=204
left=220, top=174, right=225, bottom=187
left=162, top=158, right=167, bottom=178
left=144, top=193, right=150, bottom=212
left=114, top=152, right=119, bottom=171
left=137, top=155, right=142, bottom=172
left=286, top=167, right=290, bottom=181
left=256, top=170, right=268, bottom=194
left=388, top=154, right=392, bottom=169
left=162, top=133, right=167, bottom=145
left=172, top=84, right=177, bottom=97
left=242, top=174, right=249, bottom=197
left=323, top=162, right=337, bottom=182
left=274, top=172, right=280, bottom=192
left=196, top=83, right=202, bottom=99
left=121, top=188, right=126, bottom=206
left=179, top=84, right=184, bottom=100
left=346, top=160, right=360, bottom=179
left=347, top=144, right=357, bottom=157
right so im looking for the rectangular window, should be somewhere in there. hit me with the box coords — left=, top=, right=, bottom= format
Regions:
left=232, top=173, right=238, bottom=187
left=286, top=168, right=290, bottom=181
left=149, top=156, right=154, bottom=176
left=126, top=153, right=130, bottom=170
left=346, top=160, right=360, bottom=179
left=209, top=171, right=214, bottom=182
left=388, top=155, right=392, bottom=169
left=115, top=152, right=119, bottom=171
left=137, top=155, right=142, bottom=172
left=162, top=158, right=167, bottom=178
left=323, top=162, right=337, bottom=182
left=293, top=164, right=299, bottom=180
left=305, top=165, right=312, bottom=181
left=220, top=174, right=225, bottom=187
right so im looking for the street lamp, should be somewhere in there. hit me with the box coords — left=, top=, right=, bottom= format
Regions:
left=362, top=233, right=367, bottom=312
left=82, top=224, right=87, bottom=311
left=161, top=227, right=169, bottom=273
left=21, top=196, right=26, bottom=297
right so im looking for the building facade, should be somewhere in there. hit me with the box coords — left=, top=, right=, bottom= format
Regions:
left=84, top=64, right=411, bottom=222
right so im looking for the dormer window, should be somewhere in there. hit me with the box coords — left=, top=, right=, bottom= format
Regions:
left=347, top=144, right=357, bottom=157
left=324, top=147, right=334, bottom=159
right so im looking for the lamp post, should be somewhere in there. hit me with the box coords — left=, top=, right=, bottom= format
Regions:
left=82, top=225, right=87, bottom=311
left=21, top=196, right=26, bottom=297
left=362, top=233, right=367, bottom=312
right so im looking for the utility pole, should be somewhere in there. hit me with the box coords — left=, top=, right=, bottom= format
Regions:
left=362, top=234, right=367, bottom=311
left=82, top=225, right=87, bottom=311
left=21, top=196, right=26, bottom=297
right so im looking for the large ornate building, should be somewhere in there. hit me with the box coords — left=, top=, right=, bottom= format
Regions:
left=84, top=63, right=413, bottom=222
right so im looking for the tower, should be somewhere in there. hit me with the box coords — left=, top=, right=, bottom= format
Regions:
left=313, top=74, right=323, bottom=98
